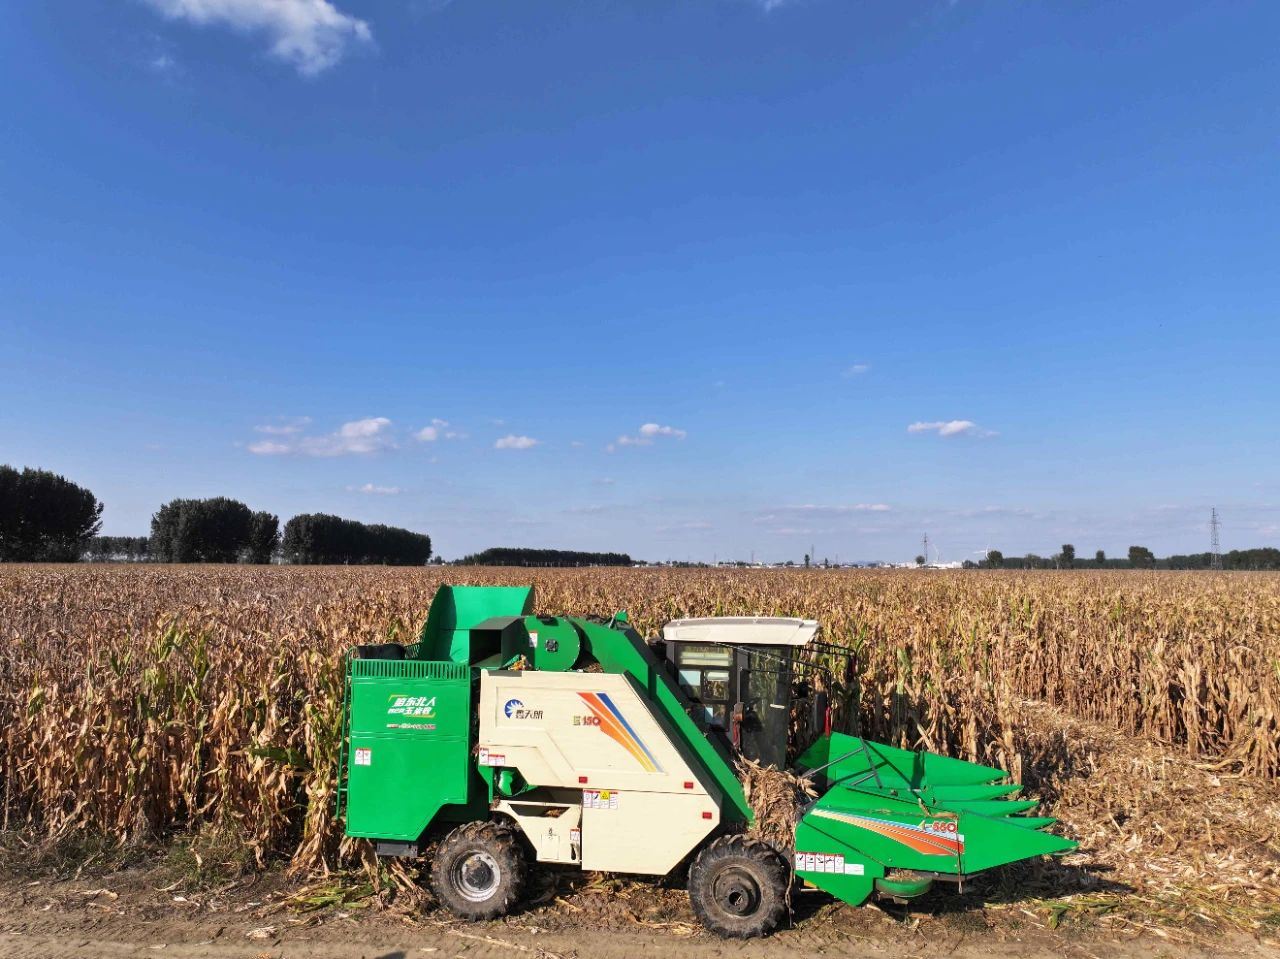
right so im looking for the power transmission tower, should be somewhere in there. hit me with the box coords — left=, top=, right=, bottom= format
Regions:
left=1209, top=508, right=1223, bottom=570
left=921, top=533, right=930, bottom=565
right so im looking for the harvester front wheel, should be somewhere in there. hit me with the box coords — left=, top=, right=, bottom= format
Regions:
left=431, top=821, right=526, bottom=920
left=688, top=836, right=788, bottom=939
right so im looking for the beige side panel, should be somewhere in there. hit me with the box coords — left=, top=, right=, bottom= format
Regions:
left=581, top=790, right=716, bottom=875
left=495, top=800, right=582, bottom=865
left=477, top=671, right=720, bottom=799
left=478, top=671, right=721, bottom=875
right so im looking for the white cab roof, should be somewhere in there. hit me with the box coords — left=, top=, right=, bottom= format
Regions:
left=661, top=616, right=820, bottom=647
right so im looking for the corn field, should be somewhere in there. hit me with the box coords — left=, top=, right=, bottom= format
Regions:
left=1, top=564, right=1277, bottom=877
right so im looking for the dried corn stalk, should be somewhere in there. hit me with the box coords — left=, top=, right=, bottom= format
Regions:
left=735, top=756, right=816, bottom=851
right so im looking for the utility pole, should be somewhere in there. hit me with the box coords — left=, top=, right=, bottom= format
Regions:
left=1209, top=507, right=1223, bottom=571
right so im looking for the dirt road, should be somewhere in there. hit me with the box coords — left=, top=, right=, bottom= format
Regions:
left=3, top=874, right=1276, bottom=959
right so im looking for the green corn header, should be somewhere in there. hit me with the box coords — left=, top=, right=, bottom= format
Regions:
left=339, top=585, right=1075, bottom=938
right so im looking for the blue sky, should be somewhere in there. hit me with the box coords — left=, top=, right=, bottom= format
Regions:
left=2, top=1, right=1278, bottom=563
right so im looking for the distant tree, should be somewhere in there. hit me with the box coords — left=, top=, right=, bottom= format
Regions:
left=803, top=553, right=810, bottom=568
left=245, top=511, right=280, bottom=564
left=1225, top=547, right=1280, bottom=570
left=283, top=513, right=431, bottom=565
left=0, top=466, right=103, bottom=562
left=986, top=549, right=1004, bottom=568
left=457, top=547, right=622, bottom=568
left=1024, top=553, right=1044, bottom=569
left=1128, top=545, right=1156, bottom=569
left=962, top=559, right=977, bottom=569
left=915, top=554, right=926, bottom=566
left=150, top=498, right=254, bottom=563
left=1059, top=544, right=1075, bottom=569
left=85, top=535, right=149, bottom=562
left=1095, top=549, right=1106, bottom=566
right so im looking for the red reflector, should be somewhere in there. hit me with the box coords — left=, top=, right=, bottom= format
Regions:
left=683, top=781, right=694, bottom=790
left=702, top=811, right=713, bottom=820
left=578, top=776, right=588, bottom=784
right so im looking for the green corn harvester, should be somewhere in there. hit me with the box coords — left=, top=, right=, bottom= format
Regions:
left=339, top=586, right=1075, bottom=938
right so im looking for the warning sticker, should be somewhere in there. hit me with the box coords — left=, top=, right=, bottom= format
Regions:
left=583, top=789, right=619, bottom=810
left=794, top=852, right=864, bottom=876
left=477, top=748, right=506, bottom=767
left=354, top=748, right=371, bottom=767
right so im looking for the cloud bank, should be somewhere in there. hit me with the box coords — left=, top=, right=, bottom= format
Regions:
left=139, top=0, right=372, bottom=76
left=249, top=416, right=395, bottom=456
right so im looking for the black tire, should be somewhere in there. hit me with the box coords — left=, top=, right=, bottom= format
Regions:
left=430, top=821, right=526, bottom=920
left=688, top=836, right=789, bottom=939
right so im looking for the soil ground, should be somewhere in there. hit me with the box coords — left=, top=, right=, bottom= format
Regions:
left=2, top=857, right=1276, bottom=959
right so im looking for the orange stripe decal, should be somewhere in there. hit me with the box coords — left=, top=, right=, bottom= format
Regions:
left=577, top=692, right=660, bottom=772
left=812, top=809, right=965, bottom=857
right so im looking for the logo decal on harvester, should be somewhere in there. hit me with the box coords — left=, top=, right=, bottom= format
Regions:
left=575, top=692, right=663, bottom=773
left=387, top=694, right=436, bottom=718
left=504, top=698, right=544, bottom=720
left=810, top=809, right=965, bottom=857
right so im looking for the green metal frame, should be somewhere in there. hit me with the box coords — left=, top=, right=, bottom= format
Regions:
left=343, top=657, right=475, bottom=840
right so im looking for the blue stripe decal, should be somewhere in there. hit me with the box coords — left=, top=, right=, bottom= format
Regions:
left=597, top=692, right=663, bottom=771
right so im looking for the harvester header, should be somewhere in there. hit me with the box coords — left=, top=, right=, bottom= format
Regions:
left=339, top=585, right=1074, bottom=937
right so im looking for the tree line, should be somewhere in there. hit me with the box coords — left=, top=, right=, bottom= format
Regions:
left=1, top=464, right=431, bottom=565
left=150, top=498, right=280, bottom=563
left=281, top=513, right=431, bottom=565
left=85, top=536, right=150, bottom=562
left=459, top=547, right=633, bottom=567
left=0, top=466, right=103, bottom=561
left=970, top=544, right=1280, bottom=570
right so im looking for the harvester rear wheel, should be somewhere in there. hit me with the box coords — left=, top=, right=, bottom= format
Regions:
left=431, top=821, right=526, bottom=920
left=688, top=836, right=788, bottom=938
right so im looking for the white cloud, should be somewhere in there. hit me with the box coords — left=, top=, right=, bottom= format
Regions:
left=254, top=416, right=311, bottom=435
left=843, top=363, right=871, bottom=377
left=349, top=483, right=401, bottom=495
left=759, top=504, right=891, bottom=524
left=248, top=416, right=395, bottom=456
left=247, top=439, right=291, bottom=455
left=494, top=434, right=539, bottom=450
left=139, top=0, right=373, bottom=76
left=639, top=422, right=687, bottom=439
left=610, top=422, right=687, bottom=451
left=660, top=520, right=713, bottom=532
left=793, top=503, right=891, bottom=513
left=415, top=418, right=463, bottom=442
left=150, top=52, right=179, bottom=74
left=907, top=420, right=995, bottom=438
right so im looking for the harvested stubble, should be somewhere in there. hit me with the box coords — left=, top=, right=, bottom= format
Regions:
left=1, top=564, right=1278, bottom=933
